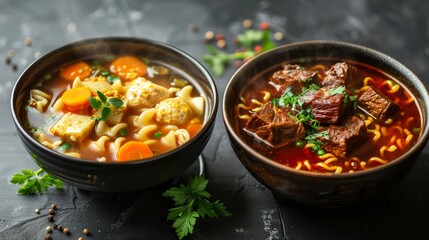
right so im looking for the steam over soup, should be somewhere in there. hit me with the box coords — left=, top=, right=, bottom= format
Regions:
left=25, top=55, right=205, bottom=162
left=236, top=61, right=421, bottom=173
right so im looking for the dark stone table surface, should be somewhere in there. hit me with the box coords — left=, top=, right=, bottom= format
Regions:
left=1, top=0, right=428, bottom=239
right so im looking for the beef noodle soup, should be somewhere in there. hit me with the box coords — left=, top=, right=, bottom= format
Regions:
left=24, top=55, right=205, bottom=162
left=236, top=61, right=421, bottom=173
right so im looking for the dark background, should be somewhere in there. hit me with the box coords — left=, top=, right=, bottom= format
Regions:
left=1, top=0, right=429, bottom=239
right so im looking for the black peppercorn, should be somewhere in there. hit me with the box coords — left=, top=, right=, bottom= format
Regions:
left=47, top=214, right=54, bottom=222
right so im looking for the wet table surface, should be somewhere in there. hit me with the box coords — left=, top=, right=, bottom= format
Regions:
left=1, top=0, right=429, bottom=239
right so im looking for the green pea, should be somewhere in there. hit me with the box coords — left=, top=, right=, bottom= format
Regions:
left=58, top=142, right=72, bottom=152
left=153, top=131, right=163, bottom=139
left=317, top=149, right=326, bottom=156
left=295, top=140, right=305, bottom=148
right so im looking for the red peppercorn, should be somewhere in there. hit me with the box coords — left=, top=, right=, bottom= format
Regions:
left=253, top=45, right=263, bottom=53
left=215, top=33, right=224, bottom=41
left=259, top=21, right=270, bottom=31
left=234, top=60, right=242, bottom=68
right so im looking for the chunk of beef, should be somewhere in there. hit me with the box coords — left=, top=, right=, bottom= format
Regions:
left=299, top=87, right=349, bottom=124
left=323, top=116, right=368, bottom=158
left=322, top=62, right=358, bottom=89
left=269, top=64, right=318, bottom=94
left=245, top=102, right=305, bottom=147
left=357, top=86, right=399, bottom=120
left=312, top=94, right=345, bottom=124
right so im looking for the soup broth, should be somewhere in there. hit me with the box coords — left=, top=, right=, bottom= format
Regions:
left=25, top=55, right=205, bottom=162
left=236, top=60, right=421, bottom=173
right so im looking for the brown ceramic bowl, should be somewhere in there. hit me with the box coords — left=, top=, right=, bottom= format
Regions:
left=223, top=40, right=429, bottom=207
left=11, top=37, right=217, bottom=192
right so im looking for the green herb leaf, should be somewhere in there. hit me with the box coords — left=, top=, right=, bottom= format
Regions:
left=58, top=142, right=72, bottom=152
left=10, top=169, right=64, bottom=195
left=118, top=129, right=128, bottom=137
left=163, top=175, right=231, bottom=239
left=100, top=107, right=111, bottom=121
left=97, top=91, right=107, bottom=103
left=108, top=98, right=124, bottom=108
left=89, top=97, right=102, bottom=109
left=106, top=75, right=120, bottom=84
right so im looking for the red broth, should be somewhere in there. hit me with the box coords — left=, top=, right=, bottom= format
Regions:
left=236, top=61, right=421, bottom=173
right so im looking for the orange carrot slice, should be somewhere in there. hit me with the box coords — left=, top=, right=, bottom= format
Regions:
left=187, top=123, right=203, bottom=138
left=110, top=56, right=147, bottom=80
left=61, top=87, right=91, bottom=111
left=116, top=141, right=154, bottom=161
left=59, top=61, right=92, bottom=81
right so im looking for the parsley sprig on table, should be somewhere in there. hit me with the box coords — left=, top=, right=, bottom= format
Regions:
left=203, top=29, right=276, bottom=76
left=10, top=168, right=64, bottom=195
left=163, top=175, right=232, bottom=239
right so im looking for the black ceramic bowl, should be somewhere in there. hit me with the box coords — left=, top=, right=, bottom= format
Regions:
left=11, top=37, right=217, bottom=192
left=223, top=40, right=429, bottom=207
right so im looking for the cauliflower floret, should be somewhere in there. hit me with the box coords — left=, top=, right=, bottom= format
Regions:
left=125, top=77, right=169, bottom=108
left=155, top=98, right=192, bottom=124
left=50, top=112, right=95, bottom=142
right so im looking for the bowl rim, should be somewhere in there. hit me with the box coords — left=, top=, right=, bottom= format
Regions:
left=223, top=40, right=429, bottom=180
left=11, top=36, right=218, bottom=166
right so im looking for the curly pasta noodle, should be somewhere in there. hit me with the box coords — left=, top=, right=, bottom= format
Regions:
left=133, top=108, right=156, bottom=128
left=161, top=125, right=179, bottom=132
left=175, top=129, right=190, bottom=145
left=42, top=139, right=62, bottom=149
left=404, top=117, right=414, bottom=129
left=382, top=80, right=400, bottom=93
left=303, top=160, right=312, bottom=171
left=51, top=98, right=64, bottom=112
left=108, top=137, right=126, bottom=154
left=316, top=162, right=342, bottom=174
left=87, top=136, right=110, bottom=153
left=161, top=130, right=177, bottom=148
left=95, top=121, right=127, bottom=138
left=295, top=161, right=303, bottom=170
left=369, top=157, right=387, bottom=164
left=404, top=128, right=413, bottom=144
left=136, top=125, right=158, bottom=141
left=30, top=89, right=52, bottom=112
left=380, top=145, right=397, bottom=158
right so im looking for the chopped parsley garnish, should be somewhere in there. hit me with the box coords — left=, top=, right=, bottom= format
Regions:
left=89, top=91, right=124, bottom=121
left=118, top=129, right=128, bottom=137
left=305, top=130, right=329, bottom=151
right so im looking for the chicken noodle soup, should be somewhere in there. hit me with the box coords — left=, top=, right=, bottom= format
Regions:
left=25, top=55, right=205, bottom=162
left=236, top=61, right=421, bottom=173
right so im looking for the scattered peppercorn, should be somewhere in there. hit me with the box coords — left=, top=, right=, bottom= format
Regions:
left=234, top=60, right=242, bottom=68
left=51, top=204, right=57, bottom=210
left=5, top=56, right=11, bottom=65
left=34, top=51, right=42, bottom=59
left=56, top=225, right=63, bottom=231
left=274, top=32, right=284, bottom=41
left=11, top=62, right=18, bottom=71
left=24, top=37, right=33, bottom=46
left=46, top=226, right=52, bottom=233
left=78, top=237, right=84, bottom=240
left=35, top=208, right=40, bottom=214
left=188, top=24, right=198, bottom=33
left=215, top=33, right=224, bottom=41
left=242, top=19, right=253, bottom=29
left=63, top=227, right=70, bottom=235
left=44, top=235, right=52, bottom=240
left=47, top=214, right=54, bottom=222
left=253, top=44, right=263, bottom=53
left=259, top=21, right=270, bottom=31
left=204, top=31, right=215, bottom=42
left=53, top=224, right=58, bottom=229
left=7, top=49, right=14, bottom=58
left=48, top=209, right=56, bottom=215
left=217, top=39, right=226, bottom=48
left=83, top=229, right=89, bottom=235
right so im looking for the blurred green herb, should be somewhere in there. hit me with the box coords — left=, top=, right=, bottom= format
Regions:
left=203, top=29, right=276, bottom=76
left=163, top=175, right=232, bottom=239
left=10, top=169, right=64, bottom=195
left=89, top=91, right=124, bottom=121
